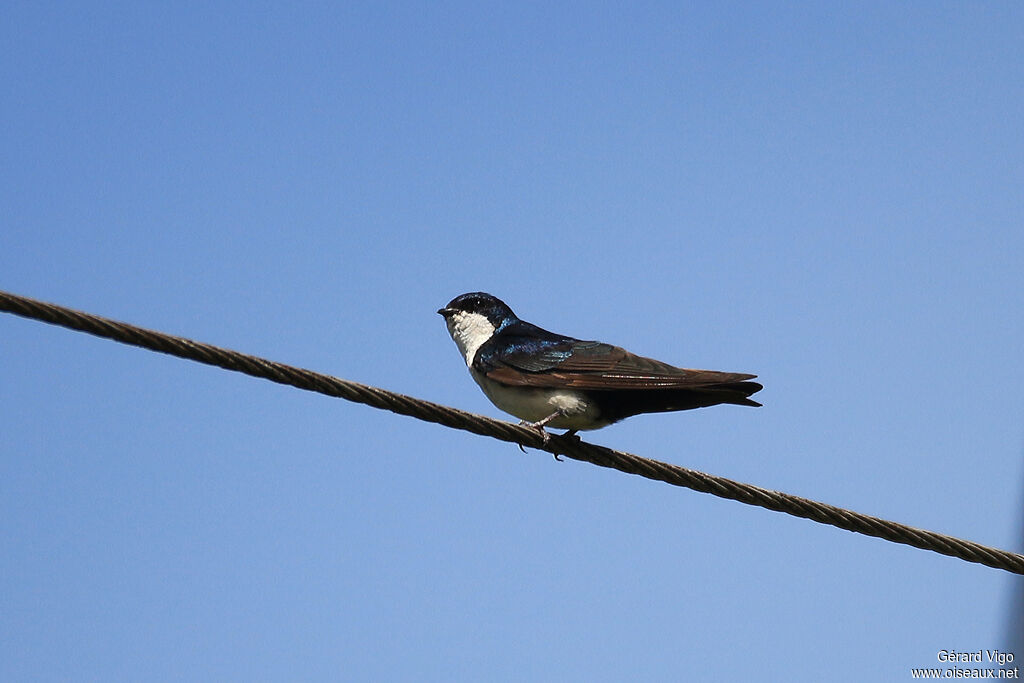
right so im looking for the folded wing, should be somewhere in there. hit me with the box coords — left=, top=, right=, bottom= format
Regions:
left=481, top=337, right=762, bottom=406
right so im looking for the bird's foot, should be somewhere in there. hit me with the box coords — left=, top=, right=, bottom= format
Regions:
left=517, top=418, right=552, bottom=445
left=548, top=429, right=580, bottom=461
left=517, top=412, right=569, bottom=460
left=559, top=429, right=580, bottom=443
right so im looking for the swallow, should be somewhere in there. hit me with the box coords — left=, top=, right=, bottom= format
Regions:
left=438, top=292, right=761, bottom=443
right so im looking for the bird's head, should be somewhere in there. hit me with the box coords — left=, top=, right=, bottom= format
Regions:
left=438, top=292, right=518, bottom=364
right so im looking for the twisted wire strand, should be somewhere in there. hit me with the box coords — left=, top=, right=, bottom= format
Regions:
left=2, top=289, right=1022, bottom=575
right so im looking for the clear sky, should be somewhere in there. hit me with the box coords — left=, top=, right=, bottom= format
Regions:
left=2, top=2, right=1023, bottom=681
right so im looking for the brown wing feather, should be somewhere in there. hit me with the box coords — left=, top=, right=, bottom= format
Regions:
left=486, top=344, right=757, bottom=391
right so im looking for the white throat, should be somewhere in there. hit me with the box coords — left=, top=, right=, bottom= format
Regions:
left=445, top=311, right=497, bottom=365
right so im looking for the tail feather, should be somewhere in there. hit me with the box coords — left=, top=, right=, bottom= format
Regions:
left=708, top=380, right=763, bottom=407
left=597, top=380, right=763, bottom=422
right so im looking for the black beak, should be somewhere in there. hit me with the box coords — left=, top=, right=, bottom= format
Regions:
left=437, top=307, right=454, bottom=317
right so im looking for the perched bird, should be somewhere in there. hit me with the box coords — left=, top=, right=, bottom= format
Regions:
left=438, top=292, right=761, bottom=441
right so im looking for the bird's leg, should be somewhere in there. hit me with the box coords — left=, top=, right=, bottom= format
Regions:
left=520, top=410, right=565, bottom=441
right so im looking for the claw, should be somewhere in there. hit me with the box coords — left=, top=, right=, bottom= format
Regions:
left=517, top=410, right=566, bottom=457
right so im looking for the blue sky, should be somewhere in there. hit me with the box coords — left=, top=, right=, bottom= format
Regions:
left=2, top=2, right=1023, bottom=680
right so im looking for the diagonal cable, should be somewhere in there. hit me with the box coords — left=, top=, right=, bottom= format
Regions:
left=2, top=288, right=1022, bottom=575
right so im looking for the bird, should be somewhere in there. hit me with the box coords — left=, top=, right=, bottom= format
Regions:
left=437, top=292, right=762, bottom=442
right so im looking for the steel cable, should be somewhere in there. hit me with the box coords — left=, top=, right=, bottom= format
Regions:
left=3, top=289, right=1021, bottom=575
